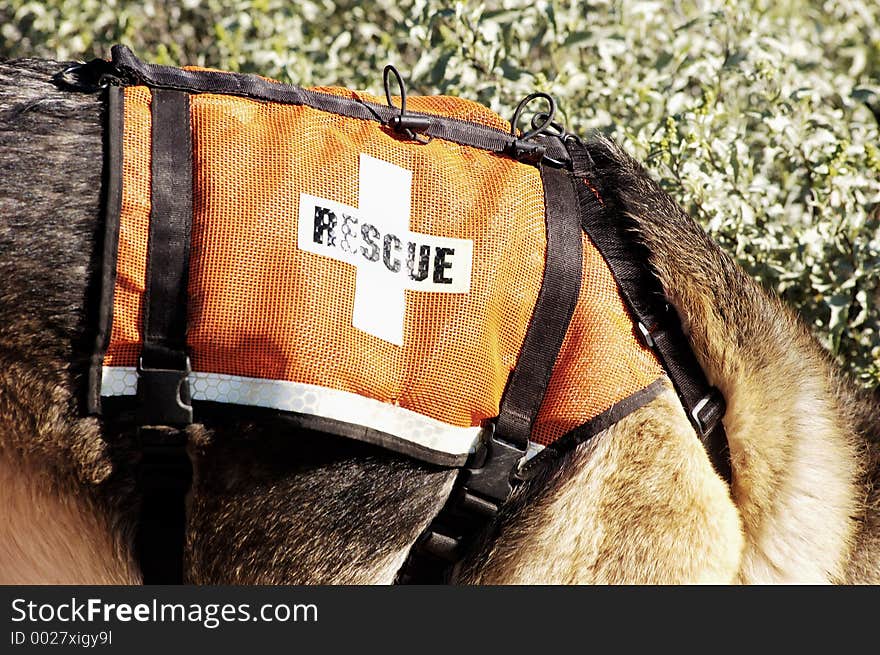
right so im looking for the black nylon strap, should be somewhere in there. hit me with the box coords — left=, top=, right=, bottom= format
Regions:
left=518, top=377, right=668, bottom=478
left=567, top=142, right=731, bottom=482
left=396, top=165, right=583, bottom=584
left=133, top=88, right=195, bottom=584
left=107, top=45, right=570, bottom=166
left=494, top=165, right=583, bottom=448
left=135, top=428, right=192, bottom=584
left=649, top=328, right=730, bottom=481
left=136, top=88, right=194, bottom=426
left=87, top=85, right=125, bottom=414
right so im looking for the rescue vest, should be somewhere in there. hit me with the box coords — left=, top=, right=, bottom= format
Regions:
left=85, top=46, right=668, bottom=467
left=62, top=46, right=731, bottom=584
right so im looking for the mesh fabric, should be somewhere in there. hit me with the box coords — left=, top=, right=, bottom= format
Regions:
left=105, top=84, right=662, bottom=444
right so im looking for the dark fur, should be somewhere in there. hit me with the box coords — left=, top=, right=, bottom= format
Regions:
left=0, top=59, right=137, bottom=560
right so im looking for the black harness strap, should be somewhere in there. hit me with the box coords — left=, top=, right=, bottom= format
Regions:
left=107, top=45, right=571, bottom=166
left=648, top=330, right=730, bottom=481
left=87, top=85, right=125, bottom=414
left=568, top=142, right=731, bottom=482
left=135, top=427, right=193, bottom=584
left=396, top=164, right=583, bottom=583
left=494, top=166, right=584, bottom=448
left=134, top=88, right=195, bottom=585
left=137, top=88, right=194, bottom=425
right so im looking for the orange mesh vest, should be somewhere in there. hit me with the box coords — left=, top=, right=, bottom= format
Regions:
left=89, top=46, right=664, bottom=466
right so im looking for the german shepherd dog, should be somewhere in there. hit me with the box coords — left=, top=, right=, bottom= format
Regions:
left=1, top=58, right=878, bottom=585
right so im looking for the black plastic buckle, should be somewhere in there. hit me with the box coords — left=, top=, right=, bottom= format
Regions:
left=691, top=387, right=726, bottom=436
left=506, top=139, right=547, bottom=165
left=382, top=64, right=433, bottom=144
left=411, top=423, right=526, bottom=565
left=136, top=356, right=193, bottom=427
left=388, top=114, right=433, bottom=143
left=460, top=422, right=527, bottom=506
left=636, top=306, right=672, bottom=349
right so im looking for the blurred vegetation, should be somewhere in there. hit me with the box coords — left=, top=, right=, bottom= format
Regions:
left=2, top=0, right=879, bottom=385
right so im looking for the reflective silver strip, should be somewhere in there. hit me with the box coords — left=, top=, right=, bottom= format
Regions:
left=101, top=366, right=483, bottom=457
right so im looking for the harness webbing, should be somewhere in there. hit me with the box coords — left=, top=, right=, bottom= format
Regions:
left=134, top=428, right=192, bottom=584
left=395, top=164, right=583, bottom=583
left=107, top=45, right=572, bottom=168
left=494, top=166, right=584, bottom=448
left=136, top=88, right=194, bottom=426
left=567, top=142, right=731, bottom=482
left=133, top=88, right=195, bottom=584
left=87, top=85, right=125, bottom=412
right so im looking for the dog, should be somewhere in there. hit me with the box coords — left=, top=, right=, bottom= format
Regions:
left=1, top=56, right=878, bottom=585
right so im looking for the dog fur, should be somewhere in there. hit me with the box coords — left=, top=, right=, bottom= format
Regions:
left=0, top=58, right=877, bottom=584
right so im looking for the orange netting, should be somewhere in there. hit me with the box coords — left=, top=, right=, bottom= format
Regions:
left=105, top=84, right=661, bottom=444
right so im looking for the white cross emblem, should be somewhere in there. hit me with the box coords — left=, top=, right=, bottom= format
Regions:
left=298, top=154, right=473, bottom=345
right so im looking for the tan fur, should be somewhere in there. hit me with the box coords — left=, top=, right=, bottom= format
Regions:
left=844, top=439, right=880, bottom=584
left=0, top=451, right=139, bottom=584
left=575, top=135, right=872, bottom=583
left=718, top=329, right=860, bottom=582
left=461, top=385, right=744, bottom=584
left=655, top=258, right=862, bottom=583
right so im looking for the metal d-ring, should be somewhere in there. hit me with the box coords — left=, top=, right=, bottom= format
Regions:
left=529, top=109, right=582, bottom=167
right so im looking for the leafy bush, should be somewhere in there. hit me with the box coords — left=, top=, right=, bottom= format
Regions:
left=3, top=0, right=878, bottom=385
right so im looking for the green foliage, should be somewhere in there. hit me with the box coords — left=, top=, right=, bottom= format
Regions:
left=2, top=0, right=878, bottom=385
